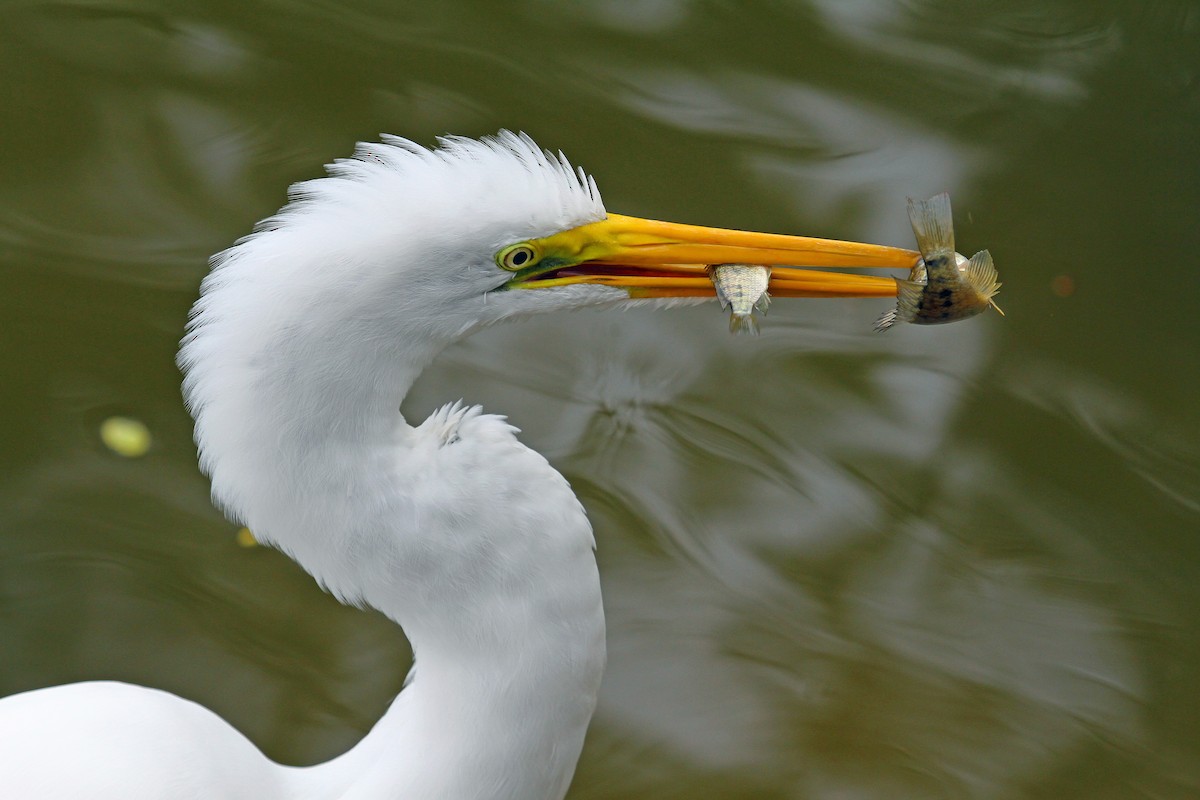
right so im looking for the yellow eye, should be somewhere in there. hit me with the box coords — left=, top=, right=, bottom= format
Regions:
left=498, top=243, right=538, bottom=271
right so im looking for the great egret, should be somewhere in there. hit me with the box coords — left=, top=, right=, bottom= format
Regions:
left=0, top=132, right=918, bottom=799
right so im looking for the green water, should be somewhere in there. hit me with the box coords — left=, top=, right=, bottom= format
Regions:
left=3, top=1, right=1199, bottom=796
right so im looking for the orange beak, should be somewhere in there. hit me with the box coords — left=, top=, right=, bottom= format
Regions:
left=503, top=213, right=919, bottom=299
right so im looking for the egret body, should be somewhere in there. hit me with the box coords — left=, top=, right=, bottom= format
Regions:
left=0, top=133, right=917, bottom=799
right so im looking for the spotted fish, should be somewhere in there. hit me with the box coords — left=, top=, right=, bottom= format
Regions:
left=875, top=192, right=1002, bottom=331
left=709, top=264, right=771, bottom=335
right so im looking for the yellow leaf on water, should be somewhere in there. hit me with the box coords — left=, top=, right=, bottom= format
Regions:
left=99, top=416, right=152, bottom=458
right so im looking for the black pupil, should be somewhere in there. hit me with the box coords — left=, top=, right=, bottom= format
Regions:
left=511, top=249, right=530, bottom=266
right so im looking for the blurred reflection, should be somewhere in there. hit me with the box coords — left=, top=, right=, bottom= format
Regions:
left=1004, top=360, right=1200, bottom=514
left=810, top=0, right=1118, bottom=101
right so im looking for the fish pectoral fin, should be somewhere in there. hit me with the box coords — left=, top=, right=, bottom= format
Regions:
left=754, top=292, right=771, bottom=315
left=875, top=279, right=923, bottom=331
left=895, top=278, right=925, bottom=317
left=907, top=193, right=955, bottom=259
left=966, top=250, right=1000, bottom=296
left=964, top=249, right=1005, bottom=315
left=713, top=286, right=732, bottom=310
left=874, top=309, right=899, bottom=331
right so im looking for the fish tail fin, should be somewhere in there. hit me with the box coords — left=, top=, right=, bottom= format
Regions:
left=907, top=192, right=955, bottom=258
left=729, top=313, right=761, bottom=336
left=874, top=279, right=924, bottom=331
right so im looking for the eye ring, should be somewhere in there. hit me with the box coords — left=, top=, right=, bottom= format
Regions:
left=498, top=243, right=538, bottom=271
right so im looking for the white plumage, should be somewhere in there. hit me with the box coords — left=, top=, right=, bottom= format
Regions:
left=0, top=132, right=916, bottom=799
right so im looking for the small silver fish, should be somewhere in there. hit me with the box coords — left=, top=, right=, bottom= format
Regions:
left=709, top=264, right=771, bottom=335
left=875, top=192, right=1003, bottom=331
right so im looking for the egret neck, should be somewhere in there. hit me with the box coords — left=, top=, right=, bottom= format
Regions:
left=190, top=275, right=605, bottom=800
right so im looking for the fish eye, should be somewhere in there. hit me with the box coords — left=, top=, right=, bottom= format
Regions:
left=497, top=243, right=538, bottom=271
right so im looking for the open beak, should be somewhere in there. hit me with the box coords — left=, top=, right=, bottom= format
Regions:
left=505, top=213, right=919, bottom=299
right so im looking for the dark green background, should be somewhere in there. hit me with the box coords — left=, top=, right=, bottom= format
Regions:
left=3, top=1, right=1198, bottom=796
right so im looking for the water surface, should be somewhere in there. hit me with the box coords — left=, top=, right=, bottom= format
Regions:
left=2, top=1, right=1198, bottom=796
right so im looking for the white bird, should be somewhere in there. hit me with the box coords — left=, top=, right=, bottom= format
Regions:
left=0, top=132, right=917, bottom=799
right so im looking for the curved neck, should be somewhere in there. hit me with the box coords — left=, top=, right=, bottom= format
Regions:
left=191, top=319, right=605, bottom=800
left=295, top=614, right=603, bottom=800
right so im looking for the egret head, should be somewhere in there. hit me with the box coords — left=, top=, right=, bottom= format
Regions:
left=188, top=132, right=919, bottom=366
